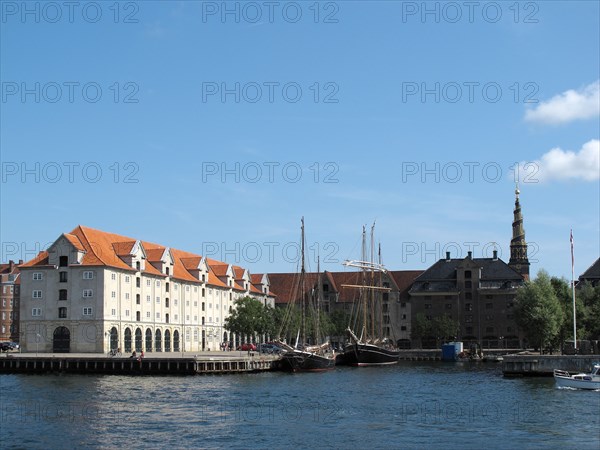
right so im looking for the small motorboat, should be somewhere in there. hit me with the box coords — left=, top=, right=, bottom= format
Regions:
left=554, top=363, right=600, bottom=390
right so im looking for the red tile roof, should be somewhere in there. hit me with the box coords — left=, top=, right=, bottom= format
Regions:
left=20, top=225, right=257, bottom=289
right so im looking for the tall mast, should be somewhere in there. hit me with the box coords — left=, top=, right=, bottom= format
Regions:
left=316, top=255, right=321, bottom=344
left=301, top=217, right=306, bottom=348
left=361, top=225, right=367, bottom=342
left=378, top=242, right=383, bottom=339
left=370, top=222, right=375, bottom=342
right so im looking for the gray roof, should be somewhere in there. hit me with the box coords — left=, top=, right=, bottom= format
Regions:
left=579, top=258, right=600, bottom=280
left=410, top=257, right=524, bottom=294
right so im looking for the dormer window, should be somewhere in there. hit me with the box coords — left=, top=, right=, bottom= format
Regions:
left=166, top=267, right=170, bottom=276
left=465, top=270, right=472, bottom=279
left=59, top=256, right=68, bottom=267
left=136, top=261, right=141, bottom=271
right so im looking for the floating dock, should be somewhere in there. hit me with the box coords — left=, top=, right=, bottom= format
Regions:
left=502, top=354, right=600, bottom=377
left=0, top=353, right=277, bottom=375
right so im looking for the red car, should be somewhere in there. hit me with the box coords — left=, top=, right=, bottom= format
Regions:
left=238, top=343, right=257, bottom=351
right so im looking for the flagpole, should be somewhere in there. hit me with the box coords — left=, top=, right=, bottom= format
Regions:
left=570, top=229, right=576, bottom=350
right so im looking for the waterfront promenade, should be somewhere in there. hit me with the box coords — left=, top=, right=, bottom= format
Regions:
left=0, top=350, right=278, bottom=375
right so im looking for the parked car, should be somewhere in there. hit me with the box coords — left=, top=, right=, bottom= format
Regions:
left=257, top=344, right=283, bottom=354
left=238, top=343, right=257, bottom=351
left=0, top=342, right=19, bottom=352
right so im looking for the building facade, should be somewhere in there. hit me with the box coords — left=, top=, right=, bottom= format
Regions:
left=0, top=260, right=21, bottom=342
left=19, top=225, right=274, bottom=353
left=409, top=188, right=530, bottom=349
left=268, top=270, right=422, bottom=346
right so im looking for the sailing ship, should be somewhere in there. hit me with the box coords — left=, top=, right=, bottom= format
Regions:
left=274, top=218, right=336, bottom=372
left=340, top=223, right=399, bottom=366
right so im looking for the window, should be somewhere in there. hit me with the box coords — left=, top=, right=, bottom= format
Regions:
left=59, top=272, right=68, bottom=282
left=83, top=271, right=94, bottom=279
left=32, top=308, right=42, bottom=316
left=165, top=298, right=170, bottom=308
left=465, top=326, right=473, bottom=334
left=146, top=279, right=151, bottom=287
left=59, top=289, right=68, bottom=300
left=111, top=309, right=116, bottom=316
left=174, top=314, right=178, bottom=321
left=125, top=276, right=130, bottom=283
left=193, top=301, right=197, bottom=307
left=485, top=303, right=493, bottom=309
left=485, top=315, right=494, bottom=321
left=33, top=290, right=42, bottom=299
left=465, top=292, right=472, bottom=300
left=83, top=307, right=93, bottom=316
left=193, top=286, right=197, bottom=292
left=174, top=299, right=178, bottom=306
left=400, top=326, right=407, bottom=331
left=401, top=314, right=407, bottom=320
left=445, top=304, right=452, bottom=309
left=136, top=311, right=141, bottom=321
left=465, top=315, right=473, bottom=323
left=175, top=284, right=178, bottom=291
left=201, top=317, right=205, bottom=325
left=202, top=274, right=206, bottom=282
left=186, top=286, right=190, bottom=292
left=424, top=304, right=432, bottom=309
left=156, top=280, right=161, bottom=287
left=202, top=288, right=205, bottom=297
left=400, top=302, right=406, bottom=308
left=111, top=273, right=116, bottom=280
left=156, top=297, right=160, bottom=304
left=486, top=295, right=493, bottom=299
left=465, top=281, right=472, bottom=289
left=33, top=272, right=43, bottom=280
left=465, top=303, right=472, bottom=311
left=507, top=314, right=514, bottom=320
left=209, top=303, right=212, bottom=309
left=58, top=307, right=67, bottom=318
left=194, top=315, right=198, bottom=322
left=83, top=289, right=93, bottom=298
left=136, top=294, right=140, bottom=305
left=125, top=310, right=130, bottom=317
left=59, top=256, right=68, bottom=267
left=486, top=326, right=494, bottom=334
left=125, top=293, right=130, bottom=300
left=146, top=311, right=151, bottom=318
left=111, top=291, right=116, bottom=298
left=464, top=270, right=472, bottom=279
left=156, top=313, right=160, bottom=319
left=146, top=295, right=151, bottom=303
left=193, top=329, right=198, bottom=341
left=166, top=283, right=170, bottom=292
left=166, top=267, right=170, bottom=276
left=136, top=261, right=141, bottom=271
left=136, top=277, right=141, bottom=288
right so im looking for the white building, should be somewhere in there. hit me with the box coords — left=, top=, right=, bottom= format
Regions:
left=19, top=225, right=274, bottom=353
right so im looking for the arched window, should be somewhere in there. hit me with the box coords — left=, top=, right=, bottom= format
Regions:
left=145, top=328, right=153, bottom=352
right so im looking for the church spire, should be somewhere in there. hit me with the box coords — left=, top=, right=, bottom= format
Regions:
left=509, top=184, right=530, bottom=280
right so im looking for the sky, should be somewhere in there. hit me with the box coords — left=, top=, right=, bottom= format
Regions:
left=1, top=0, right=599, bottom=280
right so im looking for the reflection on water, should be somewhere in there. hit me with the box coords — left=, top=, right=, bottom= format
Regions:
left=1, top=363, right=598, bottom=449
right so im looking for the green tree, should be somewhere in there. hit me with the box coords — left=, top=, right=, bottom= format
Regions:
left=577, top=282, right=600, bottom=340
left=224, top=296, right=270, bottom=343
left=431, top=315, right=459, bottom=344
left=411, top=313, right=431, bottom=348
left=514, top=270, right=564, bottom=354
left=552, top=276, right=587, bottom=346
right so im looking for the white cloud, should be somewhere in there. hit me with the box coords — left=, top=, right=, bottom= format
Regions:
left=518, top=140, right=600, bottom=182
left=525, top=80, right=599, bottom=125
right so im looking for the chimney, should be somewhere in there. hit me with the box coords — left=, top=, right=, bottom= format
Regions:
left=9, top=260, right=15, bottom=272
left=493, top=250, right=498, bottom=261
left=467, top=251, right=472, bottom=259
left=445, top=251, right=451, bottom=262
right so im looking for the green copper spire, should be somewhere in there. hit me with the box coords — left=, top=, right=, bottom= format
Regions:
left=509, top=184, right=530, bottom=280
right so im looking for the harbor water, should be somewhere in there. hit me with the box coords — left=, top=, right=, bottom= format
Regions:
left=1, top=361, right=598, bottom=449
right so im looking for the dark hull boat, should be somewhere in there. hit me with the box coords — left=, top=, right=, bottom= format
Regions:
left=276, top=349, right=336, bottom=372
left=342, top=342, right=399, bottom=366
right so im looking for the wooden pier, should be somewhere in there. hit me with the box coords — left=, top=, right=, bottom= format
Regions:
left=0, top=353, right=277, bottom=375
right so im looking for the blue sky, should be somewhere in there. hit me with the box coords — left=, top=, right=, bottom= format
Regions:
left=1, top=1, right=599, bottom=280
